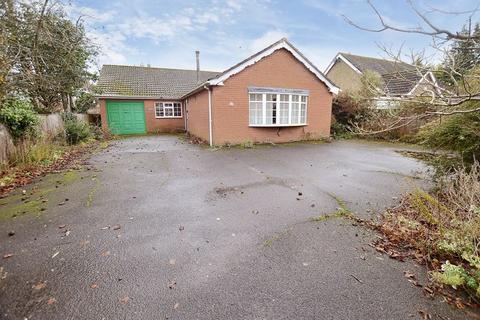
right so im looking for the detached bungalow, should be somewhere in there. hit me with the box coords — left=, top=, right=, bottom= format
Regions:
left=324, top=52, right=441, bottom=108
left=96, top=38, right=339, bottom=146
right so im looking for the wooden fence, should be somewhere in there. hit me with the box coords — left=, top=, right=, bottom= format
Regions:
left=0, top=113, right=89, bottom=166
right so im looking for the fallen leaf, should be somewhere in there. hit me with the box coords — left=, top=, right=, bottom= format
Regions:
left=404, top=270, right=415, bottom=279
left=101, top=251, right=110, bottom=257
left=174, top=302, right=179, bottom=309
left=119, top=296, right=129, bottom=304
left=100, top=226, right=110, bottom=230
left=47, top=297, right=56, bottom=305
left=33, top=282, right=47, bottom=290
left=169, top=259, right=176, bottom=265
left=3, top=253, right=13, bottom=259
left=112, top=225, right=121, bottom=230
left=178, top=225, right=184, bottom=231
left=58, top=224, right=66, bottom=229
left=90, top=283, right=98, bottom=289
left=454, top=298, right=465, bottom=309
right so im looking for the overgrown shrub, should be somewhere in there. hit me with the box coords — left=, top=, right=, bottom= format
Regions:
left=10, top=141, right=64, bottom=167
left=331, top=92, right=374, bottom=137
left=417, top=103, right=480, bottom=174
left=0, top=99, right=39, bottom=140
left=62, top=113, right=91, bottom=145
left=74, top=92, right=96, bottom=113
left=381, top=161, right=480, bottom=301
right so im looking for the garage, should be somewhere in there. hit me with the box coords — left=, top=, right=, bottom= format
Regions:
left=106, top=101, right=146, bottom=134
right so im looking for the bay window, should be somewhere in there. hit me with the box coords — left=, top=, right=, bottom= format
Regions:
left=248, top=88, right=308, bottom=126
left=155, top=102, right=182, bottom=118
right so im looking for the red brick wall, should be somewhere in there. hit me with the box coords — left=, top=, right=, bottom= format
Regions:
left=207, top=48, right=332, bottom=145
left=185, top=90, right=210, bottom=142
left=143, top=100, right=184, bottom=133
left=99, top=99, right=185, bottom=133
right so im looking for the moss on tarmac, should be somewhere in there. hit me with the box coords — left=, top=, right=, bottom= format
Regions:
left=0, top=170, right=80, bottom=221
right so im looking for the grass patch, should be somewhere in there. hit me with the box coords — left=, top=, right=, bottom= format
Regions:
left=311, top=193, right=353, bottom=222
left=9, top=141, right=66, bottom=168
left=263, top=229, right=290, bottom=247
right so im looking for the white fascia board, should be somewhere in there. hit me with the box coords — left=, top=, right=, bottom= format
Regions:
left=324, top=53, right=363, bottom=75
left=406, top=71, right=440, bottom=97
left=207, top=40, right=340, bottom=95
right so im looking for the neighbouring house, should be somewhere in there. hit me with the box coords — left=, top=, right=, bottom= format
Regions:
left=324, top=52, right=441, bottom=108
left=96, top=38, right=339, bottom=146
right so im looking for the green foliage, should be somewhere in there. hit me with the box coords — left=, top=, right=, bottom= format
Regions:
left=443, top=23, right=480, bottom=82
left=358, top=70, right=385, bottom=99
left=417, top=102, right=480, bottom=172
left=0, top=99, right=39, bottom=140
left=331, top=92, right=374, bottom=136
left=74, top=92, right=96, bottom=113
left=62, top=113, right=91, bottom=145
left=383, top=162, right=480, bottom=300
left=11, top=141, right=64, bottom=167
left=1, top=1, right=98, bottom=111
left=431, top=261, right=470, bottom=289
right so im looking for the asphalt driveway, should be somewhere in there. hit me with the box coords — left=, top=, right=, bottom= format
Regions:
left=0, top=136, right=472, bottom=319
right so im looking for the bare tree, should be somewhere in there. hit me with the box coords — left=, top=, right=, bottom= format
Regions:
left=341, top=0, right=480, bottom=134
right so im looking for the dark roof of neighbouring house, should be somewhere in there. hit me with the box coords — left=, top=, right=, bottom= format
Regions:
left=330, top=52, right=428, bottom=96
left=339, top=52, right=416, bottom=75
left=381, top=70, right=424, bottom=96
left=97, top=65, right=220, bottom=99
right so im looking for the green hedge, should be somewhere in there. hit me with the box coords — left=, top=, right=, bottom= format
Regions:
left=0, top=99, right=39, bottom=140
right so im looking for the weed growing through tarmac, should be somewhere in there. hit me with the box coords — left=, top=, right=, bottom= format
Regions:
left=311, top=193, right=353, bottom=222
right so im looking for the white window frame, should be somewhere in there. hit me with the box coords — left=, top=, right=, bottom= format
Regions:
left=248, top=92, right=308, bottom=127
left=154, top=102, right=182, bottom=118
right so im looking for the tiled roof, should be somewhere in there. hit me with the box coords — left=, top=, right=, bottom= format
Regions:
left=382, top=70, right=423, bottom=96
left=340, top=53, right=416, bottom=75
left=97, top=65, right=219, bottom=99
left=340, top=53, right=423, bottom=96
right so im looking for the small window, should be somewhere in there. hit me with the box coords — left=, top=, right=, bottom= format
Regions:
left=155, top=102, right=182, bottom=118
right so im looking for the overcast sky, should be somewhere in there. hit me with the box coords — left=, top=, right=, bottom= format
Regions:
left=66, top=0, right=480, bottom=72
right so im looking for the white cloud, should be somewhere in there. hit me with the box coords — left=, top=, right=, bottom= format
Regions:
left=250, top=30, right=289, bottom=52
left=65, top=4, right=116, bottom=24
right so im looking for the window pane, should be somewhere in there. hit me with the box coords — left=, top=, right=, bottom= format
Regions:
left=301, top=96, right=307, bottom=103
left=249, top=93, right=263, bottom=125
left=174, top=103, right=182, bottom=116
left=300, top=103, right=306, bottom=124
left=165, top=107, right=173, bottom=117
left=250, top=93, right=262, bottom=102
left=266, top=94, right=277, bottom=102
left=249, top=101, right=262, bottom=125
left=291, top=102, right=299, bottom=124
left=292, top=95, right=299, bottom=102
left=280, top=94, right=289, bottom=102
left=279, top=100, right=289, bottom=124
left=266, top=94, right=277, bottom=124
left=155, top=103, right=164, bottom=117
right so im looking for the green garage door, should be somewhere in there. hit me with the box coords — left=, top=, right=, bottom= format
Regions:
left=106, top=101, right=146, bottom=135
